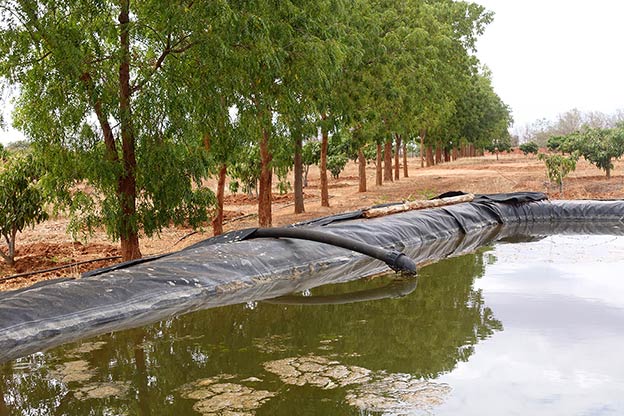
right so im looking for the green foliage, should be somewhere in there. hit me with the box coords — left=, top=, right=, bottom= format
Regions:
left=538, top=152, right=579, bottom=194
left=0, top=1, right=221, bottom=252
left=327, top=154, right=349, bottom=179
left=228, top=144, right=260, bottom=197
left=519, top=141, right=539, bottom=156
left=485, top=134, right=512, bottom=155
left=0, top=154, right=48, bottom=265
left=302, top=141, right=321, bottom=167
left=546, top=135, right=567, bottom=152
left=0, top=0, right=506, bottom=250
left=566, top=127, right=624, bottom=179
left=277, top=179, right=292, bottom=195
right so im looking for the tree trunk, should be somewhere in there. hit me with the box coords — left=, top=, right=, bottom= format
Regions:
left=452, top=147, right=459, bottom=161
left=402, top=141, right=408, bottom=178
left=444, top=148, right=450, bottom=162
left=118, top=0, right=141, bottom=261
left=426, top=145, right=434, bottom=167
left=606, top=165, right=611, bottom=179
left=435, top=143, right=442, bottom=165
left=394, top=134, right=401, bottom=180
left=212, top=163, right=227, bottom=236
left=304, top=166, right=309, bottom=188
left=376, top=142, right=383, bottom=186
left=0, top=228, right=17, bottom=266
left=293, top=134, right=305, bottom=213
left=358, top=147, right=367, bottom=192
left=258, top=127, right=273, bottom=227
left=420, top=129, right=426, bottom=168
left=383, top=137, right=393, bottom=182
left=320, top=118, right=330, bottom=207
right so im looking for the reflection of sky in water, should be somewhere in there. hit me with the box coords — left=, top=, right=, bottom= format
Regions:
left=437, top=235, right=624, bottom=415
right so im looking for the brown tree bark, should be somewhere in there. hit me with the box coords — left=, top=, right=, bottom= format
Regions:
left=212, top=163, right=227, bottom=236
left=383, top=137, right=393, bottom=182
left=402, top=141, right=408, bottom=178
left=426, top=145, right=434, bottom=167
left=0, top=228, right=17, bottom=266
left=358, top=147, right=367, bottom=192
left=293, top=134, right=305, bottom=213
left=118, top=0, right=141, bottom=261
left=419, top=128, right=426, bottom=168
left=394, top=133, right=401, bottom=180
left=376, top=142, right=383, bottom=186
left=435, top=143, right=442, bottom=165
left=444, top=148, right=450, bottom=162
left=320, top=117, right=330, bottom=207
left=258, top=127, right=273, bottom=227
left=452, top=147, right=459, bottom=161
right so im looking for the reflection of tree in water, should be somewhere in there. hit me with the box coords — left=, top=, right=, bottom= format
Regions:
left=0, top=249, right=502, bottom=415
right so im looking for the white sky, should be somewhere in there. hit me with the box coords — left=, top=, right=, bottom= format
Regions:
left=473, top=0, right=624, bottom=132
left=3, top=1, right=624, bottom=144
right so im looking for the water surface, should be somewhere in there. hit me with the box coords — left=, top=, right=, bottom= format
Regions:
left=1, top=234, right=623, bottom=415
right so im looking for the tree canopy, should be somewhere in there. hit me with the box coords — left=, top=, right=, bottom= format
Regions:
left=0, top=0, right=512, bottom=259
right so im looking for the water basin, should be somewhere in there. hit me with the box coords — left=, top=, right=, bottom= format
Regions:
left=1, top=234, right=623, bottom=415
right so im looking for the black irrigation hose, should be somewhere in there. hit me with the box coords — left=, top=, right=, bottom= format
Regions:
left=0, top=256, right=122, bottom=283
left=249, top=227, right=417, bottom=273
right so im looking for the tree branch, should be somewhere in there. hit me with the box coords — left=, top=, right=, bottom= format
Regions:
left=79, top=71, right=118, bottom=159
left=130, top=33, right=196, bottom=94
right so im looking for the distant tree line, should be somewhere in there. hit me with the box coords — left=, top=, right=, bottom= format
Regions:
left=0, top=0, right=512, bottom=262
left=519, top=108, right=624, bottom=146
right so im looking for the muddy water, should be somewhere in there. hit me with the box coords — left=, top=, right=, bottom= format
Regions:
left=1, top=235, right=624, bottom=415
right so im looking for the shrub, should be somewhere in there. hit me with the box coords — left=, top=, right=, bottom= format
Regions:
left=538, top=152, right=579, bottom=194
left=519, top=141, right=539, bottom=156
left=327, top=154, right=348, bottom=179
left=0, top=155, right=48, bottom=266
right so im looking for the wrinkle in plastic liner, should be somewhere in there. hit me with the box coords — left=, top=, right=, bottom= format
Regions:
left=0, top=193, right=624, bottom=363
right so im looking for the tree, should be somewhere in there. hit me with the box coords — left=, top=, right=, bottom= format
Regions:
left=0, top=1, right=219, bottom=261
left=568, top=127, right=624, bottom=179
left=519, top=141, right=539, bottom=156
left=538, top=152, right=579, bottom=194
left=302, top=141, right=321, bottom=188
left=0, top=154, right=48, bottom=266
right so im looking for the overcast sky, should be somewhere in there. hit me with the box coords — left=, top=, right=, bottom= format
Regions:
left=3, top=1, right=624, bottom=144
left=473, top=0, right=624, bottom=133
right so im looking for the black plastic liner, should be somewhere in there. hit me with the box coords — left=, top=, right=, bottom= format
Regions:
left=1, top=193, right=624, bottom=363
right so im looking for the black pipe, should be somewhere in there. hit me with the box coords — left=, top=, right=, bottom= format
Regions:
left=248, top=227, right=417, bottom=273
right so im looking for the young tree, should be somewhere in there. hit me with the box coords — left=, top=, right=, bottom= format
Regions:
left=538, top=152, right=579, bottom=194
left=0, top=155, right=48, bottom=266
left=569, top=127, right=624, bottom=179
left=519, top=142, right=539, bottom=156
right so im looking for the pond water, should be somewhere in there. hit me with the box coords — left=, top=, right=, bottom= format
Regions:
left=1, top=234, right=624, bottom=415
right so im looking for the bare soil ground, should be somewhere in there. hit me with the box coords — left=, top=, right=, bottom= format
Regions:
left=2, top=153, right=623, bottom=291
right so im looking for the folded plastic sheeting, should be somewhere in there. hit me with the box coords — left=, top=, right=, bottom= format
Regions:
left=1, top=193, right=623, bottom=363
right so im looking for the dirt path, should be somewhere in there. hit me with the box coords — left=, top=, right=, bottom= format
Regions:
left=2, top=153, right=623, bottom=291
